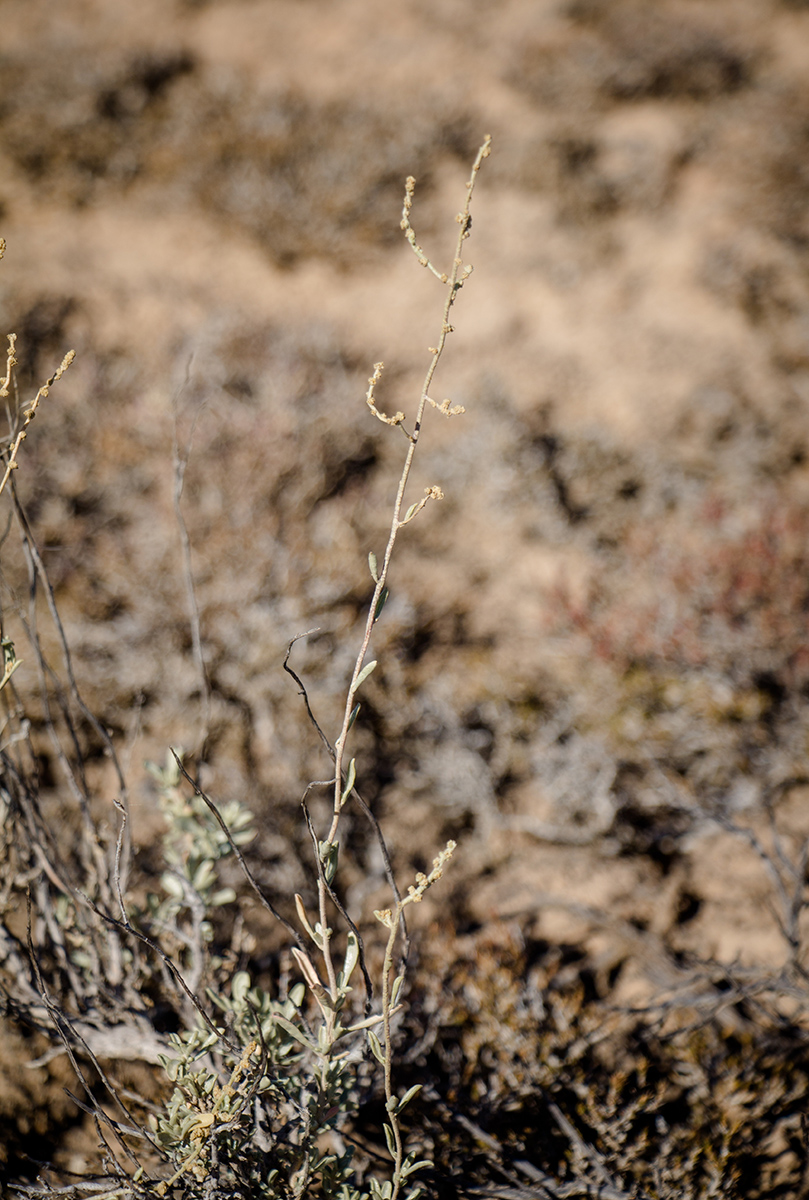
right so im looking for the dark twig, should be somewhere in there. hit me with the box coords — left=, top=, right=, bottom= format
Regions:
left=172, top=750, right=304, bottom=950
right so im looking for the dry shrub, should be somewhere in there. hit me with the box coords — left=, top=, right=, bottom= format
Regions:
left=397, top=922, right=809, bottom=1199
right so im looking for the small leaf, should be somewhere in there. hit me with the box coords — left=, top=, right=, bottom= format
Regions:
left=340, top=759, right=356, bottom=805
left=398, top=1083, right=422, bottom=1112
left=294, top=893, right=321, bottom=948
left=391, top=973, right=405, bottom=1007
left=401, top=1159, right=432, bottom=1179
left=367, top=1030, right=386, bottom=1064
left=319, top=839, right=340, bottom=884
left=347, top=702, right=361, bottom=730
left=231, top=971, right=251, bottom=1005
left=352, top=660, right=377, bottom=692
left=205, top=986, right=229, bottom=1012
left=271, top=1014, right=318, bottom=1053
left=341, top=930, right=360, bottom=988
left=292, top=946, right=322, bottom=990
left=383, top=1122, right=397, bottom=1157
left=373, top=587, right=389, bottom=623
left=161, top=872, right=185, bottom=900
left=192, top=860, right=215, bottom=892
left=368, top=551, right=379, bottom=582
left=404, top=502, right=418, bottom=521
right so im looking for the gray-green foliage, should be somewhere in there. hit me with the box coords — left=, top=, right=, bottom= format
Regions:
left=141, top=752, right=425, bottom=1199
left=147, top=749, right=254, bottom=923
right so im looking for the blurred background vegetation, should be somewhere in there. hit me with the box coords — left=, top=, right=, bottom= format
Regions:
left=3, top=0, right=809, bottom=1194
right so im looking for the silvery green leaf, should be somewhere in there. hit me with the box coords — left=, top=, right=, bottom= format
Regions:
left=347, top=702, right=361, bottom=730
left=367, top=1030, right=385, bottom=1064
left=272, top=1014, right=318, bottom=1053
left=383, top=1122, right=397, bottom=1157
left=353, top=660, right=377, bottom=691
left=161, top=872, right=185, bottom=900
left=205, top=986, right=229, bottom=1012
left=295, top=893, right=321, bottom=947
left=319, top=840, right=340, bottom=884
left=369, top=550, right=379, bottom=581
left=401, top=1160, right=432, bottom=1178
left=340, top=759, right=356, bottom=804
left=391, top=973, right=405, bottom=1008
left=342, top=931, right=360, bottom=986
left=192, top=860, right=215, bottom=892
left=397, top=1083, right=422, bottom=1112
left=404, top=502, right=418, bottom=521
left=181, top=1110, right=208, bottom=1139
left=231, top=971, right=251, bottom=1005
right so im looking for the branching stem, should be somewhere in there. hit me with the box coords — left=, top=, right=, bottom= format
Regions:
left=330, top=133, right=492, bottom=848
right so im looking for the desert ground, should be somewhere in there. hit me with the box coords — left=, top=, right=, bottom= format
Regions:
left=3, top=0, right=809, bottom=1195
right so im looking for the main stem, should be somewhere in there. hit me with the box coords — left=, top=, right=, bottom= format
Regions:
left=330, top=135, right=491, bottom=839
left=314, top=136, right=490, bottom=1005
left=312, top=138, right=490, bottom=1015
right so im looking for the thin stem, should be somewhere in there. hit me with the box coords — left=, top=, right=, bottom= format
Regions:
left=382, top=907, right=405, bottom=1198
left=330, top=133, right=492, bottom=841
left=309, top=136, right=490, bottom=1010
